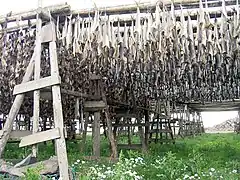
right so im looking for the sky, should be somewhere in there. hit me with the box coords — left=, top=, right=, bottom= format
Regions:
left=0, top=0, right=239, bottom=127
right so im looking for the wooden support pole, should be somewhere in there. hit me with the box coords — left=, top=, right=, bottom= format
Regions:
left=81, top=112, right=89, bottom=152
left=74, top=98, right=80, bottom=132
left=0, top=50, right=36, bottom=157
left=93, top=112, right=100, bottom=157
left=104, top=106, right=118, bottom=158
left=79, top=100, right=84, bottom=134
left=144, top=101, right=149, bottom=147
left=32, top=8, right=42, bottom=158
left=137, top=115, right=147, bottom=153
left=49, top=40, right=69, bottom=180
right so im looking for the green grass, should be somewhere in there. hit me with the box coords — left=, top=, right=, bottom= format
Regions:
left=2, top=133, right=240, bottom=179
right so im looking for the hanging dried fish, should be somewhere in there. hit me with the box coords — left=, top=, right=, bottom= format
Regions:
left=66, top=14, right=73, bottom=50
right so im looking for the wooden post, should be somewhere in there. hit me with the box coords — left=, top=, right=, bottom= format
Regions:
left=49, top=41, right=69, bottom=179
left=32, top=9, right=42, bottom=158
left=144, top=103, right=149, bottom=147
left=105, top=109, right=118, bottom=158
left=74, top=98, right=80, bottom=133
left=81, top=112, right=89, bottom=152
left=80, top=100, right=84, bottom=134
left=137, top=115, right=147, bottom=153
left=93, top=112, right=100, bottom=157
left=0, top=51, right=36, bottom=157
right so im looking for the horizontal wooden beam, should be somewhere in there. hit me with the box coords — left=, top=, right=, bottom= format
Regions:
left=112, top=123, right=148, bottom=127
left=0, top=1, right=236, bottom=33
left=190, top=106, right=240, bottom=112
left=84, top=101, right=106, bottom=111
left=61, top=89, right=88, bottom=98
left=71, top=0, right=198, bottom=17
left=71, top=0, right=236, bottom=17
left=0, top=3, right=70, bottom=24
left=117, top=143, right=142, bottom=150
left=0, top=130, right=31, bottom=141
left=148, top=129, right=173, bottom=133
left=187, top=100, right=240, bottom=112
left=19, top=128, right=60, bottom=147
left=115, top=113, right=138, bottom=118
left=25, top=88, right=88, bottom=100
left=13, top=75, right=61, bottom=95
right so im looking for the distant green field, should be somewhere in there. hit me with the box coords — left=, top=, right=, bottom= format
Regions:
left=2, top=133, right=240, bottom=179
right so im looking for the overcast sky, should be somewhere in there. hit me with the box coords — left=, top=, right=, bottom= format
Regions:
left=0, top=0, right=239, bottom=127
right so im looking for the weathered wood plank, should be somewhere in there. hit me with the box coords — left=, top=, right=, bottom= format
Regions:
left=0, top=4, right=70, bottom=24
left=115, top=113, right=138, bottom=118
left=13, top=75, right=61, bottom=95
left=41, top=23, right=56, bottom=43
left=117, top=144, right=142, bottom=150
left=19, top=128, right=60, bottom=147
left=25, top=89, right=88, bottom=100
left=49, top=40, right=69, bottom=180
left=148, top=129, right=173, bottom=133
left=0, top=130, right=32, bottom=141
left=84, top=101, right=106, bottom=111
left=32, top=11, right=42, bottom=158
left=112, top=123, right=148, bottom=127
left=0, top=49, right=36, bottom=157
left=93, top=112, right=100, bottom=157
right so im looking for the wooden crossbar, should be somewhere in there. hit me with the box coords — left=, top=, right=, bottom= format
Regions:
left=13, top=75, right=61, bottom=95
left=19, top=128, right=60, bottom=147
left=84, top=101, right=106, bottom=111
left=0, top=130, right=32, bottom=141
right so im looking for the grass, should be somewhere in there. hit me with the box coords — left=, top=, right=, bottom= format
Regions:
left=2, top=133, right=240, bottom=179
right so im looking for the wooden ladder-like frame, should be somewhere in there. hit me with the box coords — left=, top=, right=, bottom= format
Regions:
left=0, top=12, right=70, bottom=179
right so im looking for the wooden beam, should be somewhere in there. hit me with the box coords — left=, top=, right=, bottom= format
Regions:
left=187, top=101, right=240, bottom=112
left=61, top=89, right=88, bottom=98
left=0, top=130, right=32, bottom=141
left=0, top=4, right=70, bottom=24
left=115, top=113, right=138, bottom=118
left=32, top=10, right=42, bottom=157
left=0, top=49, right=36, bottom=157
left=25, top=88, right=89, bottom=100
left=49, top=40, right=70, bottom=179
left=71, top=0, right=236, bottom=17
left=13, top=75, right=61, bottom=95
left=84, top=101, right=106, bottom=111
left=117, top=144, right=142, bottom=150
left=19, top=128, right=60, bottom=147
left=71, top=0, right=199, bottom=17
left=93, top=112, right=101, bottom=157
left=112, top=123, right=148, bottom=127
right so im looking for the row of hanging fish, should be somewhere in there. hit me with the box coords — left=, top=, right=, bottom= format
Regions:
left=0, top=0, right=240, bottom=119
left=54, top=0, right=240, bottom=104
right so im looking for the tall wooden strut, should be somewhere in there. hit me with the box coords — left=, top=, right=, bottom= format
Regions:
left=0, top=16, right=70, bottom=180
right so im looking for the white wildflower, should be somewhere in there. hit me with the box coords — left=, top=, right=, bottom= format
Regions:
left=210, top=168, right=215, bottom=172
left=183, top=174, right=189, bottom=179
left=232, top=169, right=237, bottom=173
left=77, top=159, right=80, bottom=163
